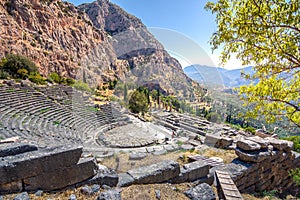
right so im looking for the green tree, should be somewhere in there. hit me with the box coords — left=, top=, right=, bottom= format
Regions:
left=128, top=90, right=149, bottom=115
left=1, top=54, right=38, bottom=78
left=205, top=0, right=300, bottom=127
left=124, top=83, right=128, bottom=101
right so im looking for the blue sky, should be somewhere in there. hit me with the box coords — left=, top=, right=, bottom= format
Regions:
left=68, top=0, right=243, bottom=69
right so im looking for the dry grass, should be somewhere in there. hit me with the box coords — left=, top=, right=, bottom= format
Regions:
left=199, top=148, right=237, bottom=164
left=101, top=151, right=186, bottom=173
left=121, top=183, right=191, bottom=200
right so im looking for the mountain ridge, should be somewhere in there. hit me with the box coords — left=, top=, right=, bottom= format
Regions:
left=0, top=0, right=203, bottom=99
left=184, top=64, right=255, bottom=88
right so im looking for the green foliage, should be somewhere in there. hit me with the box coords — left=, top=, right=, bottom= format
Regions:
left=49, top=72, right=61, bottom=83
left=28, top=72, right=46, bottom=85
left=73, top=81, right=91, bottom=93
left=244, top=126, right=256, bottom=135
left=128, top=89, right=149, bottom=114
left=17, top=68, right=28, bottom=79
left=108, top=79, right=118, bottom=90
left=48, top=72, right=74, bottom=86
left=283, top=136, right=300, bottom=153
left=0, top=54, right=38, bottom=78
left=262, top=190, right=278, bottom=198
left=0, top=70, right=10, bottom=79
left=289, top=168, right=300, bottom=186
left=65, top=77, right=75, bottom=86
left=205, top=0, right=300, bottom=127
left=206, top=112, right=222, bottom=123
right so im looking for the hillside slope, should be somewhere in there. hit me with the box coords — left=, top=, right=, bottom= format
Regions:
left=0, top=0, right=202, bottom=98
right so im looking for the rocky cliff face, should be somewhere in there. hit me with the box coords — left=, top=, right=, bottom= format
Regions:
left=0, top=0, right=202, bottom=98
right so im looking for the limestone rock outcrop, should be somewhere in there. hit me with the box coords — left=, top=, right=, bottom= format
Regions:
left=0, top=0, right=203, bottom=98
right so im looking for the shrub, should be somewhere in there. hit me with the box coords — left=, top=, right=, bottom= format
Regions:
left=206, top=112, right=222, bottom=123
left=17, top=68, right=28, bottom=79
left=289, top=168, right=300, bottom=186
left=73, top=81, right=91, bottom=93
left=28, top=72, right=46, bottom=85
left=49, top=72, right=61, bottom=83
left=244, top=126, right=256, bottom=134
left=1, top=54, right=38, bottom=78
left=0, top=71, right=10, bottom=79
left=65, top=77, right=75, bottom=86
left=283, top=136, right=300, bottom=153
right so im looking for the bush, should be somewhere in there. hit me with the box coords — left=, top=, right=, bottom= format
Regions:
left=0, top=71, right=10, bottom=79
left=73, top=81, right=91, bottom=93
left=283, top=136, right=300, bottom=153
left=244, top=126, right=256, bottom=134
left=28, top=72, right=46, bottom=85
left=66, top=77, right=75, bottom=86
left=1, top=54, right=38, bottom=78
left=206, top=112, right=222, bottom=123
left=289, top=168, right=300, bottom=186
left=49, top=72, right=61, bottom=83
left=17, top=68, right=28, bottom=79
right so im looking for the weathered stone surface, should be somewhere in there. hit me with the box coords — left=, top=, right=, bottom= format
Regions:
left=97, top=189, right=122, bottom=200
left=83, top=165, right=118, bottom=187
left=265, top=137, right=294, bottom=151
left=117, top=173, right=135, bottom=187
left=237, top=139, right=261, bottom=151
left=69, top=194, right=76, bottom=200
left=92, top=184, right=101, bottom=193
left=173, top=160, right=210, bottom=183
left=181, top=144, right=195, bottom=151
left=127, top=160, right=180, bottom=184
left=129, top=152, right=147, bottom=160
left=217, top=137, right=233, bottom=149
left=0, top=180, right=22, bottom=195
left=0, top=145, right=82, bottom=184
left=184, top=183, right=216, bottom=200
left=204, top=134, right=221, bottom=146
left=247, top=136, right=269, bottom=148
left=13, top=192, right=30, bottom=200
left=80, top=185, right=93, bottom=196
left=152, top=149, right=167, bottom=156
left=34, top=190, right=43, bottom=197
left=23, top=158, right=97, bottom=191
left=235, top=148, right=269, bottom=163
left=0, top=143, right=38, bottom=157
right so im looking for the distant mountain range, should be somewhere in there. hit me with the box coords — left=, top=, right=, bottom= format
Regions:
left=184, top=65, right=255, bottom=88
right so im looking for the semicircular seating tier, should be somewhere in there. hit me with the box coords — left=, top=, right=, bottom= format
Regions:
left=0, top=83, right=130, bottom=147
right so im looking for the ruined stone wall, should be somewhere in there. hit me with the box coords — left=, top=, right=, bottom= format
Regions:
left=229, top=136, right=300, bottom=195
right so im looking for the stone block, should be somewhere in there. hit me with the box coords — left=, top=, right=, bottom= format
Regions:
left=0, top=143, right=38, bottom=157
left=13, top=192, right=30, bottom=200
left=181, top=144, right=194, bottom=151
left=82, top=165, right=118, bottom=187
left=0, top=145, right=82, bottom=184
left=265, top=137, right=294, bottom=151
left=247, top=136, right=269, bottom=148
left=24, top=157, right=97, bottom=191
left=0, top=180, right=22, bottom=195
left=235, top=148, right=269, bottom=163
left=217, top=137, right=233, bottom=149
left=204, top=134, right=221, bottom=146
left=117, top=173, right=135, bottom=187
left=237, top=139, right=261, bottom=151
left=173, top=160, right=210, bottom=183
left=127, top=160, right=180, bottom=184
left=184, top=183, right=216, bottom=200
left=97, top=189, right=121, bottom=200
left=129, top=152, right=147, bottom=160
